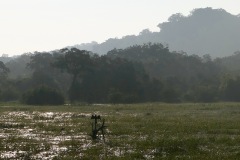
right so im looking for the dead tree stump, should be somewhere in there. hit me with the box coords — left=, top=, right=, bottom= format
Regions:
left=91, top=115, right=107, bottom=140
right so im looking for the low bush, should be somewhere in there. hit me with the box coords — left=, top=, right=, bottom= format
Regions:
left=22, top=86, right=64, bottom=105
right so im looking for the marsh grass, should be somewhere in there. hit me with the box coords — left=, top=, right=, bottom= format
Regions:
left=1, top=103, right=240, bottom=159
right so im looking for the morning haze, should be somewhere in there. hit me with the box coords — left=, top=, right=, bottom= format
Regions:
left=0, top=0, right=239, bottom=56
left=72, top=8, right=240, bottom=58
left=1, top=1, right=240, bottom=159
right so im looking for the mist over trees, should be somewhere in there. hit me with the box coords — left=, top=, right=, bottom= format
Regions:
left=0, top=7, right=240, bottom=104
left=70, top=8, right=240, bottom=58
left=0, top=42, right=240, bottom=104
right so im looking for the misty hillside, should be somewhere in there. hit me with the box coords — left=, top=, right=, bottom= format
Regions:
left=159, top=8, right=240, bottom=57
left=69, top=29, right=160, bottom=55
left=70, top=8, right=240, bottom=57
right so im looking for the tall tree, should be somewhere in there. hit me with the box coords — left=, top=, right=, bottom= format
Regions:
left=27, top=52, right=57, bottom=88
left=0, top=61, right=10, bottom=78
left=55, top=48, right=93, bottom=102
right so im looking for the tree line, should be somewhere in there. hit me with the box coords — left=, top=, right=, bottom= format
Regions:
left=0, top=43, right=240, bottom=105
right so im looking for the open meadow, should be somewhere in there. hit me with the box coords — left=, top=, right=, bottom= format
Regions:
left=1, top=103, right=240, bottom=159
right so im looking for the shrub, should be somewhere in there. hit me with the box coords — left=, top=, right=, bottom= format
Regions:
left=22, top=86, right=64, bottom=105
left=0, top=88, right=19, bottom=102
left=108, top=89, right=139, bottom=104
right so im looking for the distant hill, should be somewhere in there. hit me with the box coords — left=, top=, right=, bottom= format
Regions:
left=159, top=8, right=240, bottom=57
left=68, top=29, right=161, bottom=55
left=69, top=8, right=240, bottom=57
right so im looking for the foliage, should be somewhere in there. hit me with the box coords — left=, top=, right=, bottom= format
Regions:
left=0, top=61, right=9, bottom=78
left=2, top=42, right=240, bottom=104
left=55, top=48, right=93, bottom=102
left=5, top=53, right=32, bottom=79
left=107, top=43, right=222, bottom=102
left=53, top=48, right=161, bottom=103
left=22, top=86, right=64, bottom=105
left=26, top=52, right=71, bottom=97
left=0, top=62, right=19, bottom=102
left=221, top=76, right=240, bottom=101
left=1, top=8, right=240, bottom=104
left=0, top=87, right=19, bottom=102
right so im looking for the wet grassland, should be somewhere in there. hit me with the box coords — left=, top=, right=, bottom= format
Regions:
left=1, top=103, right=240, bottom=159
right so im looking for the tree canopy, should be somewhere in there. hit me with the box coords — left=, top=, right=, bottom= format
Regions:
left=0, top=43, right=240, bottom=104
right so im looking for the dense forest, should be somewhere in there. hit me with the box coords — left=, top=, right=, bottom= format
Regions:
left=1, top=43, right=240, bottom=105
left=1, top=8, right=240, bottom=105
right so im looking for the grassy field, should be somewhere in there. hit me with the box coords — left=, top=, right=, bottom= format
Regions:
left=1, top=103, right=240, bottom=159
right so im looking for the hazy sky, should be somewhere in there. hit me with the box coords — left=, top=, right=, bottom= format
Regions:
left=0, top=0, right=239, bottom=56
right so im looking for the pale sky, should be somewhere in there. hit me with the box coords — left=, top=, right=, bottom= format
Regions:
left=0, top=0, right=239, bottom=56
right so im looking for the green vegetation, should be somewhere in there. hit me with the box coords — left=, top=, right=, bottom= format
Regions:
left=0, top=8, right=239, bottom=105
left=1, top=43, right=240, bottom=104
left=0, top=43, right=240, bottom=104
left=0, top=7, right=239, bottom=159
left=1, top=103, right=240, bottom=159
left=22, top=86, right=65, bottom=105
